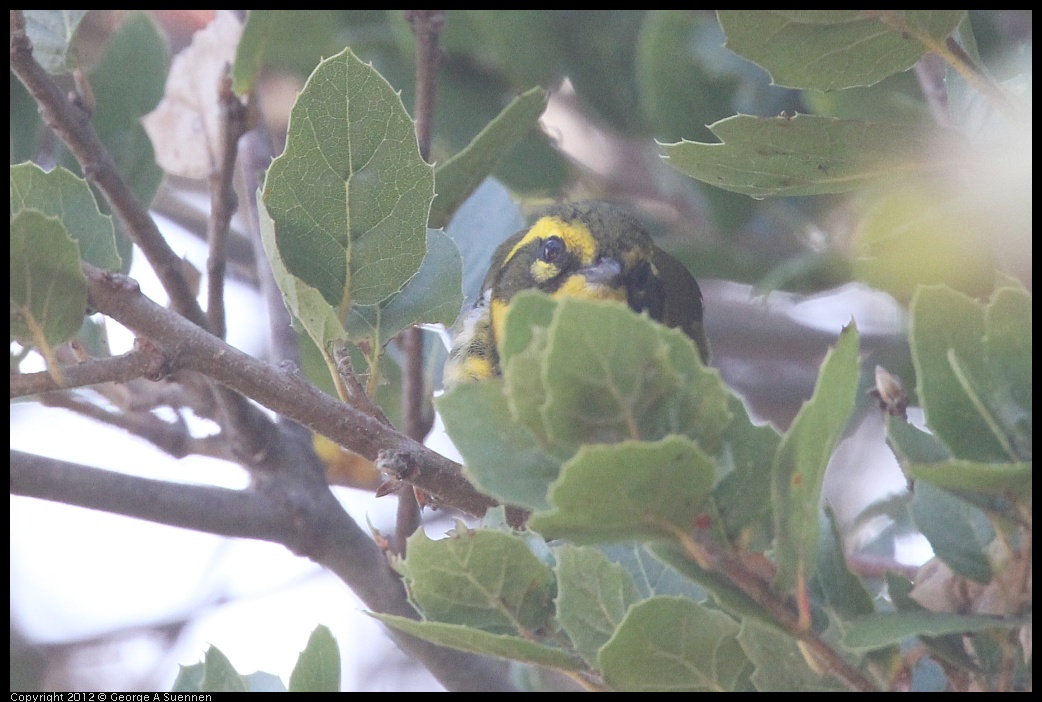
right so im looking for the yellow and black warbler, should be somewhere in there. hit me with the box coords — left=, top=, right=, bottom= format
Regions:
left=444, top=200, right=709, bottom=388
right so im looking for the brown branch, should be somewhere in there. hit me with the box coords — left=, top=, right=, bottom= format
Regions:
left=83, top=264, right=499, bottom=519
left=9, top=11, right=209, bottom=332
left=205, top=73, right=249, bottom=339
left=10, top=348, right=163, bottom=398
left=38, top=392, right=231, bottom=462
left=333, top=341, right=392, bottom=426
left=684, top=531, right=879, bottom=692
left=11, top=449, right=289, bottom=540
left=394, top=10, right=447, bottom=552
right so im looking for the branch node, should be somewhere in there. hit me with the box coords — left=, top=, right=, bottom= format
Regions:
left=101, top=271, right=141, bottom=293
left=376, top=449, right=421, bottom=481
left=133, top=337, right=173, bottom=381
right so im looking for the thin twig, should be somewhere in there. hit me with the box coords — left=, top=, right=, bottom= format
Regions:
left=10, top=348, right=162, bottom=398
left=333, top=340, right=393, bottom=426
left=395, top=10, right=447, bottom=552
left=37, top=392, right=232, bottom=462
left=205, top=72, right=249, bottom=339
left=11, top=449, right=288, bottom=539
left=671, top=526, right=880, bottom=692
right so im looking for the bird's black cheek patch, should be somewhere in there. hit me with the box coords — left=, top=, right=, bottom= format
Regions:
left=627, top=262, right=666, bottom=321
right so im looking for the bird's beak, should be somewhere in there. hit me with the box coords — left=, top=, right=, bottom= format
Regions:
left=556, top=257, right=627, bottom=303
left=579, top=257, right=623, bottom=286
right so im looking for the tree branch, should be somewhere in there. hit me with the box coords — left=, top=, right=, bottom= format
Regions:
left=205, top=73, right=249, bottom=339
left=83, top=263, right=499, bottom=519
left=37, top=392, right=231, bottom=461
left=11, top=449, right=287, bottom=540
left=10, top=347, right=163, bottom=398
left=394, top=9, right=447, bottom=552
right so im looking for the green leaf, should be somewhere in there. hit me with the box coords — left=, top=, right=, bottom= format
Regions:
left=717, top=11, right=965, bottom=91
left=529, top=437, right=715, bottom=544
left=637, top=11, right=734, bottom=144
left=983, top=286, right=1032, bottom=460
left=440, top=293, right=732, bottom=512
left=171, top=662, right=206, bottom=692
left=772, top=322, right=860, bottom=592
left=599, top=596, right=751, bottom=692
left=883, top=572, right=981, bottom=672
left=370, top=614, right=583, bottom=670
left=803, top=71, right=929, bottom=125
left=242, top=672, right=289, bottom=693
left=232, top=9, right=279, bottom=94
left=636, top=11, right=796, bottom=142
left=10, top=74, right=39, bottom=165
left=263, top=47, right=434, bottom=311
left=345, top=228, right=464, bottom=348
left=497, top=289, right=557, bottom=369
left=399, top=527, right=556, bottom=636
left=257, top=194, right=346, bottom=354
left=739, top=619, right=846, bottom=692
left=815, top=507, right=875, bottom=620
left=22, top=10, right=87, bottom=73
left=436, top=379, right=562, bottom=511
left=909, top=482, right=993, bottom=584
left=173, top=659, right=287, bottom=693
left=430, top=86, right=548, bottom=229
left=84, top=12, right=166, bottom=211
left=600, top=543, right=708, bottom=602
left=189, top=645, right=249, bottom=692
left=712, top=393, right=781, bottom=537
left=47, top=13, right=167, bottom=272
left=289, top=625, right=340, bottom=693
left=887, top=418, right=952, bottom=465
left=443, top=178, right=525, bottom=306
left=544, top=299, right=720, bottom=448
left=635, top=10, right=800, bottom=233
left=556, top=10, right=649, bottom=136
left=10, top=209, right=87, bottom=351
left=554, top=544, right=642, bottom=666
left=448, top=11, right=564, bottom=87
left=908, top=457, right=1032, bottom=498
left=234, top=11, right=369, bottom=94
left=662, top=114, right=958, bottom=197
left=649, top=541, right=774, bottom=626
left=891, top=417, right=1032, bottom=495
left=843, top=611, right=1016, bottom=651
left=427, top=43, right=568, bottom=195
left=10, top=163, right=121, bottom=271
left=910, top=286, right=1019, bottom=462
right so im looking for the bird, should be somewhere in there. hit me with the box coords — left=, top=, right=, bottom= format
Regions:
left=443, top=200, right=708, bottom=389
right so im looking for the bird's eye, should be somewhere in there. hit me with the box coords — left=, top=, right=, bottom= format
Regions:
left=540, top=236, right=566, bottom=263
